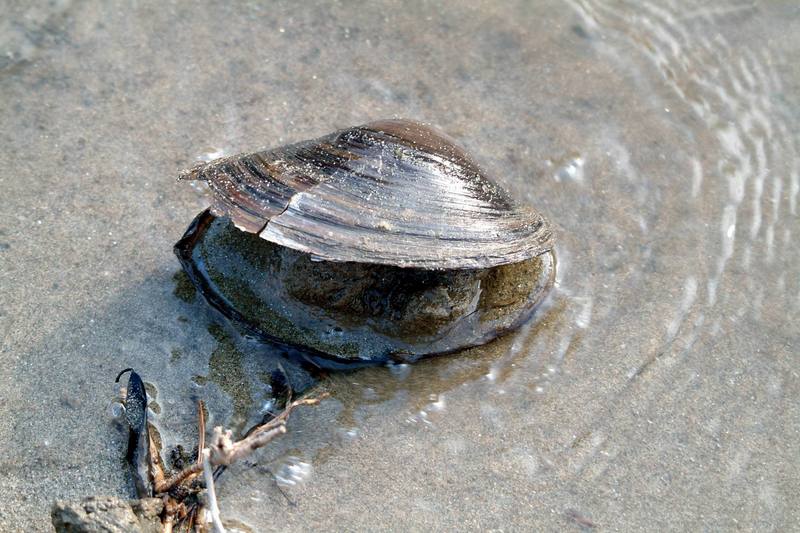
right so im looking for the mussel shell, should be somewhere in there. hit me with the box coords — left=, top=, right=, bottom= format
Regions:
left=181, top=119, right=554, bottom=270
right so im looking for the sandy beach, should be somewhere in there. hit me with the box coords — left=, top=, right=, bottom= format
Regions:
left=1, top=0, right=798, bottom=530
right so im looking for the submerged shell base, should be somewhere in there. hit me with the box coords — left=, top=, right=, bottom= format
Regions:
left=175, top=210, right=555, bottom=363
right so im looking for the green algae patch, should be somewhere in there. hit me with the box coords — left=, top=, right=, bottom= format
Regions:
left=172, top=269, right=196, bottom=303
left=206, top=266, right=310, bottom=345
left=207, top=264, right=367, bottom=358
left=205, top=324, right=253, bottom=429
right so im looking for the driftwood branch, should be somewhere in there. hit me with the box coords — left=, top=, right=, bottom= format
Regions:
left=154, top=396, right=321, bottom=494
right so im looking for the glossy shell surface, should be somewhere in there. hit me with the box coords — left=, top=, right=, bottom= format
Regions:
left=181, top=119, right=553, bottom=270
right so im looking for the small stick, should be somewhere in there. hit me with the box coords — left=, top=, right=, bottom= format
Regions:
left=148, top=429, right=166, bottom=490
left=162, top=513, right=173, bottom=533
left=162, top=492, right=180, bottom=533
left=186, top=506, right=196, bottom=531
left=154, top=396, right=322, bottom=493
left=203, top=449, right=225, bottom=533
left=155, top=463, right=203, bottom=494
left=197, top=400, right=206, bottom=465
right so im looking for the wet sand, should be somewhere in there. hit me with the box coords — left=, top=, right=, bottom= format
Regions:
left=1, top=0, right=798, bottom=530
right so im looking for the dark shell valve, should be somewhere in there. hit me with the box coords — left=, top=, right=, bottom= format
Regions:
left=176, top=120, right=555, bottom=363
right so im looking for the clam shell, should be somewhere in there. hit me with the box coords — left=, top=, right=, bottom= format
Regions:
left=181, top=119, right=553, bottom=269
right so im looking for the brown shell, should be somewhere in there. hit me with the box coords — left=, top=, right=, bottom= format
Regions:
left=180, top=119, right=554, bottom=269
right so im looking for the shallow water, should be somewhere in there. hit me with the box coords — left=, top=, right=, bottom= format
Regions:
left=1, top=0, right=798, bottom=530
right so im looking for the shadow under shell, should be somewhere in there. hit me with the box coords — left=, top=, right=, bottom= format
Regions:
left=175, top=210, right=555, bottom=364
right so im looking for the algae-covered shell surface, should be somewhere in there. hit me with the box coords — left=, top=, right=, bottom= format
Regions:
left=176, top=120, right=556, bottom=363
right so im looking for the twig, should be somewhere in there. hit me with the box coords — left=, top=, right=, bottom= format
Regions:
left=197, top=400, right=206, bottom=465
left=155, top=463, right=203, bottom=494
left=148, top=429, right=166, bottom=491
left=162, top=513, right=173, bottom=533
left=162, top=493, right=180, bottom=533
left=154, top=396, right=322, bottom=493
left=208, top=425, right=287, bottom=466
left=203, top=449, right=225, bottom=533
left=186, top=506, right=196, bottom=531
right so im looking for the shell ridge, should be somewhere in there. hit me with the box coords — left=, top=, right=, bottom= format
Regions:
left=183, top=120, right=555, bottom=269
left=256, top=170, right=337, bottom=246
left=206, top=160, right=278, bottom=231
